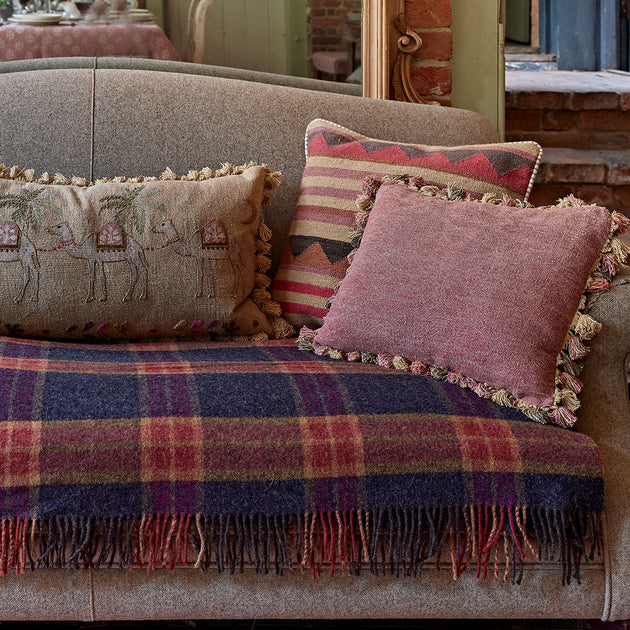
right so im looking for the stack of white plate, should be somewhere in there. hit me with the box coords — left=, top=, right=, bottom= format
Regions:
left=8, top=12, right=62, bottom=25
left=109, top=9, right=155, bottom=23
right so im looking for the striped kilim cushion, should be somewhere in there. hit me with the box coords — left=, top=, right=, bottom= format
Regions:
left=271, top=119, right=543, bottom=328
left=0, top=335, right=602, bottom=584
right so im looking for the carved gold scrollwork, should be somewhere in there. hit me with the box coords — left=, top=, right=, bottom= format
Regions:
left=392, top=17, right=441, bottom=106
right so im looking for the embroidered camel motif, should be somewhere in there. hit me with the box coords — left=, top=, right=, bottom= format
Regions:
left=0, top=221, right=39, bottom=303
left=153, top=219, right=244, bottom=298
left=47, top=222, right=148, bottom=303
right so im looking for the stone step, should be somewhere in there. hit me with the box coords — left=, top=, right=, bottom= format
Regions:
left=530, top=147, right=630, bottom=212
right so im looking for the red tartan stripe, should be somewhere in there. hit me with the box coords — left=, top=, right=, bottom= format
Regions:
left=0, top=356, right=397, bottom=376
left=362, top=415, right=602, bottom=471
left=0, top=336, right=296, bottom=352
left=0, top=414, right=602, bottom=487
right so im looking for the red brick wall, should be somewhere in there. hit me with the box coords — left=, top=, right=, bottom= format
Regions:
left=307, top=0, right=452, bottom=98
left=404, top=0, right=453, bottom=104
left=506, top=89, right=630, bottom=212
left=506, top=91, right=630, bottom=149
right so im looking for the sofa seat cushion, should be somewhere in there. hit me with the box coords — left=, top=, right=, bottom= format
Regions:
left=0, top=335, right=603, bottom=584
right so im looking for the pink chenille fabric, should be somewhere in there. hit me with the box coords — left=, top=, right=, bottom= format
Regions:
left=314, top=181, right=612, bottom=407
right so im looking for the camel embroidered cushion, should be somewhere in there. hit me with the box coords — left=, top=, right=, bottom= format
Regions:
left=0, top=163, right=293, bottom=341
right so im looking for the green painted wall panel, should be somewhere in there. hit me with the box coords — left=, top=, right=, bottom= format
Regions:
left=145, top=0, right=164, bottom=29
left=451, top=0, right=505, bottom=138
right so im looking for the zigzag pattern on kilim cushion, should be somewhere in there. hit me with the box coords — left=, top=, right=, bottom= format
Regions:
left=271, top=119, right=542, bottom=328
left=0, top=335, right=602, bottom=584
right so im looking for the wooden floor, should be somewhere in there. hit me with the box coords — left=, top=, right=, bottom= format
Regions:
left=0, top=620, right=595, bottom=629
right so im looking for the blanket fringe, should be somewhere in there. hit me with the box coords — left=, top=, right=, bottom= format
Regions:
left=0, top=507, right=600, bottom=584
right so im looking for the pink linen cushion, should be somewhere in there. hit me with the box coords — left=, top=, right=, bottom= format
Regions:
left=300, top=178, right=630, bottom=427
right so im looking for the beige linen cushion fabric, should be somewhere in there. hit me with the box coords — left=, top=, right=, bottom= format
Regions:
left=0, top=163, right=292, bottom=341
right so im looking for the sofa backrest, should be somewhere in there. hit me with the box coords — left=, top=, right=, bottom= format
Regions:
left=0, top=57, right=499, bottom=273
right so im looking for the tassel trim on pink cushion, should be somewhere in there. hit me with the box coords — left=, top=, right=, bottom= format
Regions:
left=302, top=177, right=630, bottom=428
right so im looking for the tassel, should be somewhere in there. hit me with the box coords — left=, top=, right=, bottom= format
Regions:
left=445, top=187, right=466, bottom=201
left=556, top=194, right=586, bottom=208
left=430, top=365, right=449, bottom=381
left=9, top=166, right=24, bottom=180
left=567, top=334, right=589, bottom=360
left=515, top=401, right=549, bottom=425
left=558, top=389, right=580, bottom=412
left=359, top=176, right=382, bottom=198
left=612, top=211, right=630, bottom=235
left=410, top=360, right=430, bottom=375
left=255, top=253, right=271, bottom=273
left=53, top=172, right=73, bottom=185
left=599, top=253, right=620, bottom=277
left=391, top=356, right=410, bottom=371
left=473, top=382, right=493, bottom=398
left=446, top=372, right=467, bottom=387
left=587, top=276, right=610, bottom=292
left=272, top=317, right=294, bottom=339
left=419, top=185, right=440, bottom=197
left=264, top=169, right=282, bottom=193
left=258, top=221, right=273, bottom=242
left=250, top=288, right=269, bottom=304
left=481, top=192, right=502, bottom=204
left=558, top=371, right=583, bottom=394
left=610, top=237, right=630, bottom=264
left=491, top=389, right=514, bottom=406
left=557, top=350, right=579, bottom=376
left=572, top=313, right=602, bottom=340
left=261, top=300, right=283, bottom=318
left=255, top=238, right=272, bottom=255
left=354, top=195, right=372, bottom=218
left=501, top=194, right=519, bottom=207
left=255, top=272, right=271, bottom=289
left=550, top=406, right=578, bottom=428
left=297, top=326, right=317, bottom=351
left=328, top=349, right=346, bottom=360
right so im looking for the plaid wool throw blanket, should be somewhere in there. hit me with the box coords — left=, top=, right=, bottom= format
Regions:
left=0, top=336, right=603, bottom=584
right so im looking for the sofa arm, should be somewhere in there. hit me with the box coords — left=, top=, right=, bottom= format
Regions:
left=578, top=264, right=630, bottom=621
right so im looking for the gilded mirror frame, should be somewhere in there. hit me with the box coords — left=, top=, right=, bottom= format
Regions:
left=362, top=0, right=404, bottom=99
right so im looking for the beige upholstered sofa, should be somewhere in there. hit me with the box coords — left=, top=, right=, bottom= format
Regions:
left=0, top=57, right=628, bottom=625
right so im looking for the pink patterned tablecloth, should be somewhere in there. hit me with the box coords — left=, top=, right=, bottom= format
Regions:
left=0, top=22, right=180, bottom=62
